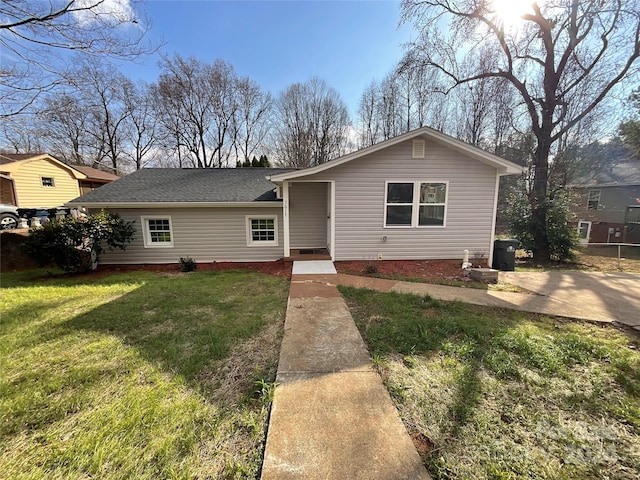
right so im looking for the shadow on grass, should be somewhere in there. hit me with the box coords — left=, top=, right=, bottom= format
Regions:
left=342, top=288, right=517, bottom=437
left=339, top=286, right=640, bottom=457
left=63, top=270, right=288, bottom=387
left=2, top=270, right=289, bottom=437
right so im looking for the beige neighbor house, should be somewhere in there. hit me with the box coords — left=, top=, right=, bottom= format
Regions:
left=67, top=127, right=523, bottom=266
left=0, top=153, right=119, bottom=208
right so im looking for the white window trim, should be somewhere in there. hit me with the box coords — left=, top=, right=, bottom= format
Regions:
left=416, top=181, right=448, bottom=228
left=141, top=216, right=174, bottom=248
left=383, top=181, right=414, bottom=229
left=384, top=180, right=448, bottom=228
left=246, top=215, right=278, bottom=247
left=41, top=176, right=55, bottom=188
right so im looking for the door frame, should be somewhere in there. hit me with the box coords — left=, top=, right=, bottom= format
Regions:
left=282, top=180, right=335, bottom=260
left=577, top=220, right=592, bottom=245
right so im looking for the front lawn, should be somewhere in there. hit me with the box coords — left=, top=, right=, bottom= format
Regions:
left=340, top=286, right=640, bottom=479
left=0, top=269, right=289, bottom=479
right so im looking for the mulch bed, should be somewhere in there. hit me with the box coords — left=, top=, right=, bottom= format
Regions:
left=335, top=259, right=474, bottom=282
left=79, top=260, right=471, bottom=282
left=92, top=260, right=293, bottom=279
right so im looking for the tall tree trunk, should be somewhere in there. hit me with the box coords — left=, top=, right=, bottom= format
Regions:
left=531, top=139, right=551, bottom=262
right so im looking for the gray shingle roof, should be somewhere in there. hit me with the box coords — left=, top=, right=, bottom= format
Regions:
left=68, top=168, right=295, bottom=204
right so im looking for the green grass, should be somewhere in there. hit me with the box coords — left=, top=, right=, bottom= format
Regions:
left=340, top=286, right=640, bottom=480
left=1, top=269, right=289, bottom=479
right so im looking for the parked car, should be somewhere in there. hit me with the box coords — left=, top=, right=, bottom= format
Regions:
left=0, top=204, right=19, bottom=230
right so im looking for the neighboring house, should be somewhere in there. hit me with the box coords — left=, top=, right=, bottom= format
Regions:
left=0, top=153, right=119, bottom=208
left=67, top=127, right=522, bottom=265
left=569, top=162, right=640, bottom=244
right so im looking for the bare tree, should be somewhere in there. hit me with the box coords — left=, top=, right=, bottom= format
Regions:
left=232, top=77, right=272, bottom=164
left=154, top=56, right=240, bottom=168
left=401, top=0, right=640, bottom=261
left=378, top=73, right=403, bottom=140
left=41, top=92, right=90, bottom=164
left=73, top=59, right=132, bottom=173
left=0, top=0, right=156, bottom=117
left=272, top=78, right=351, bottom=167
left=122, top=81, right=161, bottom=170
left=0, top=115, right=44, bottom=153
left=357, top=80, right=382, bottom=148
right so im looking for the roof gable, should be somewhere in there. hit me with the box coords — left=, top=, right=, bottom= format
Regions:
left=0, top=153, right=88, bottom=179
left=269, top=127, right=523, bottom=182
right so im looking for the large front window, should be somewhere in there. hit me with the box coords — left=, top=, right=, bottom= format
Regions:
left=385, top=181, right=448, bottom=227
left=142, top=216, right=173, bottom=248
left=246, top=216, right=278, bottom=246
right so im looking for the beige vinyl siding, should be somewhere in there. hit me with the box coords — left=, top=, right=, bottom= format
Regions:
left=9, top=159, right=80, bottom=208
left=96, top=207, right=285, bottom=264
left=296, top=139, right=497, bottom=261
left=289, top=182, right=327, bottom=248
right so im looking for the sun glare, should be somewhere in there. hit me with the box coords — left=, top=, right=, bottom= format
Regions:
left=491, top=0, right=535, bottom=27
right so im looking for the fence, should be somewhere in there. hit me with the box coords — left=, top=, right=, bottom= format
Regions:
left=582, top=243, right=640, bottom=268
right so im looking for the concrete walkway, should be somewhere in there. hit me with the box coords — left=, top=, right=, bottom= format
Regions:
left=499, top=271, right=640, bottom=329
left=261, top=265, right=639, bottom=478
left=261, top=269, right=430, bottom=479
left=303, top=273, right=639, bottom=331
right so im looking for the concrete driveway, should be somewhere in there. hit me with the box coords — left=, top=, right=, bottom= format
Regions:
left=499, top=271, right=640, bottom=328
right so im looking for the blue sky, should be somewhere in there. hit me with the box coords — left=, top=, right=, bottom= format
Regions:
left=119, top=0, right=415, bottom=115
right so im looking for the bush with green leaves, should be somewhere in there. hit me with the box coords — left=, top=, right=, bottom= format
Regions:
left=22, top=211, right=135, bottom=272
left=179, top=256, right=197, bottom=272
left=504, top=180, right=578, bottom=262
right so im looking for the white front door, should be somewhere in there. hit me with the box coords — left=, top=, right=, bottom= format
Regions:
left=577, top=220, right=591, bottom=245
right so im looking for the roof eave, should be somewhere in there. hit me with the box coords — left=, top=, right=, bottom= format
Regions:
left=65, top=201, right=284, bottom=209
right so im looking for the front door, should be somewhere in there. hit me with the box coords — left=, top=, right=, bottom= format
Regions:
left=577, top=220, right=591, bottom=245
left=289, top=182, right=328, bottom=249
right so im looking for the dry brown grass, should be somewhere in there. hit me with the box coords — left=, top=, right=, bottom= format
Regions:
left=197, top=321, right=283, bottom=405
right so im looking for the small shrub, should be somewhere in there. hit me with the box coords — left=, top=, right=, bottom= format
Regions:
left=179, top=257, right=197, bottom=272
left=363, top=261, right=379, bottom=274
left=472, top=250, right=486, bottom=267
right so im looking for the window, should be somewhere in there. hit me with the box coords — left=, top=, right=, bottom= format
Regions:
left=246, top=216, right=278, bottom=246
left=385, top=181, right=448, bottom=227
left=385, top=182, right=414, bottom=226
left=626, top=206, right=640, bottom=225
left=587, top=190, right=600, bottom=210
left=418, top=183, right=447, bottom=226
left=41, top=177, right=55, bottom=187
left=142, top=216, right=173, bottom=248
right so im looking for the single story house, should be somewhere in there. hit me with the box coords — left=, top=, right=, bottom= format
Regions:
left=0, top=153, right=119, bottom=208
left=569, top=163, right=640, bottom=244
left=67, top=127, right=523, bottom=265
